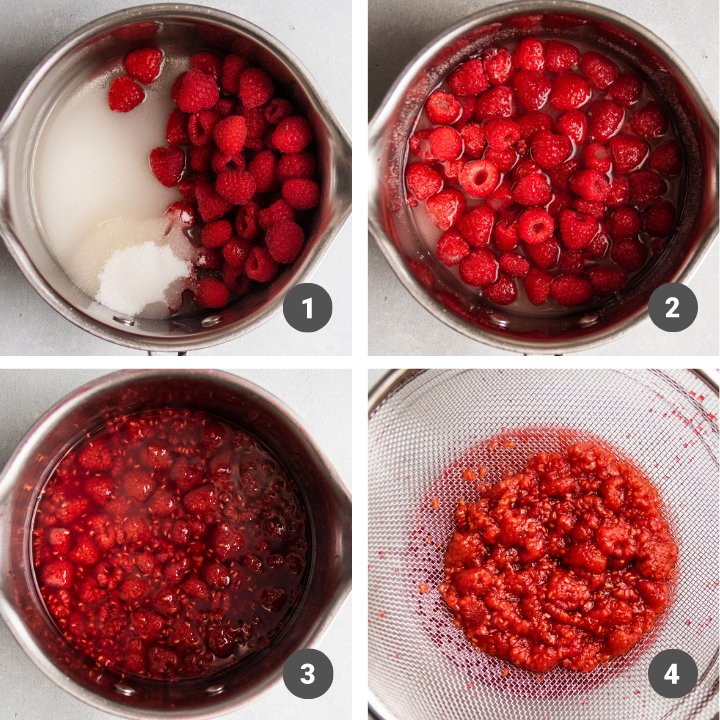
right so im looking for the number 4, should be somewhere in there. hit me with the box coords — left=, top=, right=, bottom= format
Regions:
left=664, top=663, right=679, bottom=684
left=666, top=297, right=680, bottom=318
left=303, top=297, right=312, bottom=319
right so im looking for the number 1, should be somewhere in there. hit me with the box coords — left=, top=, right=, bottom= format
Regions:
left=301, top=662, right=315, bottom=684
left=664, top=663, right=679, bottom=684
left=303, top=297, right=312, bottom=319
left=666, top=297, right=680, bottom=318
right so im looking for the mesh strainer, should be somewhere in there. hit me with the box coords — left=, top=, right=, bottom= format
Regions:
left=368, top=369, right=718, bottom=720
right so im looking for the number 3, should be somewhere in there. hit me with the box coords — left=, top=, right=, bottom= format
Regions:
left=664, top=663, right=679, bottom=684
left=666, top=297, right=680, bottom=318
left=301, top=662, right=315, bottom=684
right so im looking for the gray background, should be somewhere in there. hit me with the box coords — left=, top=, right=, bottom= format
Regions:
left=0, top=0, right=351, bottom=356
left=0, top=369, right=351, bottom=719
left=369, top=0, right=719, bottom=357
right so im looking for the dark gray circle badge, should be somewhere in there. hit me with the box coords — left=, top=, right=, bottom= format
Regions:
left=648, top=283, right=697, bottom=332
left=283, top=283, right=332, bottom=332
left=648, top=649, right=698, bottom=699
left=283, top=648, right=333, bottom=699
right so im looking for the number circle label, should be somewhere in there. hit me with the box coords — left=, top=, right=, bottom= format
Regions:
left=283, top=648, right=333, bottom=699
left=648, top=649, right=698, bottom=699
left=283, top=283, right=332, bottom=333
left=648, top=283, right=697, bottom=332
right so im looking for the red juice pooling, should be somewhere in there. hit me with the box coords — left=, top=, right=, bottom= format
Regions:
left=32, top=408, right=309, bottom=679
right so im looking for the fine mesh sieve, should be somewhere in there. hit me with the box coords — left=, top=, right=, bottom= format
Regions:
left=368, top=369, right=718, bottom=720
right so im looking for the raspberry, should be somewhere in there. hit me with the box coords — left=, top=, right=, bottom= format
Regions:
left=573, top=198, right=605, bottom=218
left=258, top=199, right=295, bottom=230
left=484, top=148, right=517, bottom=173
left=608, top=134, right=649, bottom=174
left=213, top=115, right=247, bottom=155
left=238, top=67, right=273, bottom=108
left=262, top=219, right=303, bottom=263
left=425, top=90, right=462, bottom=125
left=555, top=110, right=587, bottom=143
left=517, top=112, right=552, bottom=140
left=456, top=206, right=495, bottom=247
left=78, top=440, right=113, bottom=471
left=459, top=159, right=499, bottom=197
left=42, top=560, right=74, bottom=589
left=282, top=178, right=320, bottom=210
left=448, top=58, right=489, bottom=95
left=212, top=170, right=254, bottom=206
left=524, top=268, right=553, bottom=305
left=176, top=69, right=219, bottom=113
left=485, top=180, right=514, bottom=212
left=195, top=276, right=230, bottom=308
left=484, top=272, right=518, bottom=304
left=441, top=158, right=466, bottom=185
left=428, top=127, right=462, bottom=162
left=514, top=38, right=545, bottom=72
left=580, top=51, right=618, bottom=90
left=482, top=47, right=513, bottom=85
left=607, top=73, right=643, bottom=107
left=211, top=149, right=244, bottom=175
left=485, top=119, right=521, bottom=151
left=629, top=101, right=668, bottom=138
left=264, top=98, right=293, bottom=125
left=606, top=175, right=631, bottom=207
left=220, top=54, right=249, bottom=93
left=499, top=252, right=530, bottom=277
left=511, top=159, right=541, bottom=182
left=409, top=129, right=433, bottom=162
left=272, top=116, right=312, bottom=153
left=474, top=86, right=514, bottom=120
left=494, top=220, right=520, bottom=251
left=108, top=75, right=145, bottom=112
left=644, top=201, right=676, bottom=237
left=459, top=249, right=499, bottom=286
left=550, top=73, right=591, bottom=111
left=149, top=146, right=184, bottom=187
left=125, top=48, right=163, bottom=84
left=189, top=145, right=213, bottom=172
left=245, top=246, right=278, bottom=282
left=547, top=190, right=573, bottom=219
left=526, top=237, right=560, bottom=269
left=550, top=274, right=592, bottom=306
left=581, top=143, right=612, bottom=173
left=559, top=209, right=598, bottom=249
left=649, top=140, right=683, bottom=177
left=196, top=247, right=222, bottom=269
left=611, top=237, right=647, bottom=272
left=244, top=106, right=271, bottom=139
left=235, top=201, right=260, bottom=240
left=436, top=230, right=470, bottom=266
left=531, top=130, right=571, bottom=169
left=546, top=157, right=579, bottom=191
left=171, top=72, right=187, bottom=104
left=166, top=108, right=190, bottom=145
left=215, top=95, right=238, bottom=115
left=519, top=208, right=554, bottom=244
left=201, top=219, right=233, bottom=248
left=589, top=266, right=626, bottom=297
left=248, top=150, right=279, bottom=192
left=183, top=485, right=218, bottom=515
left=195, top=183, right=233, bottom=221
left=630, top=171, right=667, bottom=204
left=513, top=71, right=552, bottom=112
left=277, top=152, right=316, bottom=183
left=607, top=206, right=641, bottom=240
left=568, top=169, right=610, bottom=202
left=512, top=173, right=551, bottom=206
left=545, top=40, right=579, bottom=72
left=559, top=249, right=585, bottom=275
left=119, top=578, right=148, bottom=604
left=584, top=228, right=610, bottom=258
left=166, top=201, right=195, bottom=226
left=459, top=123, right=486, bottom=158
left=123, top=469, right=155, bottom=503
left=425, top=188, right=466, bottom=230
left=587, top=100, right=624, bottom=142
left=188, top=110, right=220, bottom=145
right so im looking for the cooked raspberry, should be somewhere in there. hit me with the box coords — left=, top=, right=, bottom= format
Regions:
left=526, top=237, right=560, bottom=270
left=425, top=188, right=466, bottom=230
left=485, top=119, right=521, bottom=151
left=265, top=219, right=305, bottom=263
left=125, top=48, right=163, bottom=84
left=514, top=38, right=545, bottom=72
left=196, top=247, right=223, bottom=270
left=557, top=248, right=584, bottom=275
left=212, top=115, right=247, bottom=155
left=531, top=130, right=571, bottom=169
left=549, top=73, right=591, bottom=111
left=572, top=198, right=605, bottom=218
left=547, top=190, right=573, bottom=219
left=559, top=209, right=598, bottom=249
left=188, top=109, right=220, bottom=145
left=148, top=146, right=185, bottom=187
left=630, top=171, right=667, bottom=204
left=195, top=183, right=233, bottom=221
left=607, top=73, right=643, bottom=107
left=606, top=175, right=631, bottom=207
left=166, top=108, right=190, bottom=145
left=568, top=169, right=610, bottom=202
left=485, top=180, right=514, bottom=212
left=264, top=98, right=294, bottom=125
left=607, top=206, right=641, bottom=240
left=608, top=134, right=649, bottom=175
left=248, top=150, right=279, bottom=192
left=546, top=157, right=579, bottom=191
left=171, top=72, right=187, bottom=104
left=494, top=220, right=520, bottom=251
left=272, top=116, right=312, bottom=153
left=482, top=47, right=513, bottom=85
left=581, top=142, right=612, bottom=173
left=42, top=560, right=74, bottom=589
left=428, top=127, right=462, bottom=162
left=519, top=208, right=554, bottom=244
left=649, top=140, right=682, bottom=177
left=245, top=246, right=279, bottom=282
left=166, top=201, right=195, bottom=226
left=176, top=69, right=219, bottom=113
left=512, top=173, right=551, bottom=206
left=201, top=219, right=233, bottom=248
left=611, top=237, right=647, bottom=272
left=580, top=51, right=618, bottom=90
left=436, top=230, right=470, bottom=266
left=545, top=40, right=579, bottom=72
left=258, top=199, right=295, bottom=230
left=235, top=201, right=260, bottom=240
left=524, top=268, right=553, bottom=305
left=457, top=206, right=495, bottom=248
left=499, top=252, right=530, bottom=277
left=474, top=86, right=515, bottom=120
left=550, top=274, right=593, bottom=306
left=459, top=159, right=498, bottom=197
left=587, top=100, right=624, bottom=142
left=629, top=101, right=668, bottom=138
left=123, top=470, right=155, bottom=503
left=189, top=144, right=213, bottom=172
left=108, top=75, right=145, bottom=112
left=459, top=249, right=499, bottom=286
left=512, top=71, right=552, bottom=112
left=238, top=67, right=273, bottom=108
left=282, top=178, right=320, bottom=210
left=459, top=123, right=486, bottom=158
left=222, top=237, right=254, bottom=267
left=485, top=147, right=517, bottom=173
left=555, top=110, right=587, bottom=143
left=425, top=90, right=462, bottom=125
left=584, top=228, right=610, bottom=258
left=277, top=151, right=316, bottom=183
left=118, top=577, right=148, bottom=604
left=517, top=112, right=553, bottom=141
left=644, top=201, right=676, bottom=237
left=215, top=170, right=256, bottom=205
left=447, top=58, right=489, bottom=95
left=589, top=266, right=626, bottom=297
left=220, top=54, right=249, bottom=93
left=78, top=440, right=113, bottom=471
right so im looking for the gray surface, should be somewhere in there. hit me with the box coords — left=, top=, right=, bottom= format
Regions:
left=0, top=369, right=351, bottom=719
left=0, top=0, right=351, bottom=356
left=368, top=0, right=719, bottom=357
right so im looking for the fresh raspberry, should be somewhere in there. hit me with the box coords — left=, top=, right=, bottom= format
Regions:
left=258, top=199, right=294, bottom=230
left=166, top=201, right=195, bottom=226
left=244, top=106, right=271, bottom=139
left=526, top=237, right=560, bottom=269
left=546, top=190, right=573, bottom=219
left=511, top=158, right=543, bottom=181
left=215, top=170, right=256, bottom=205
left=171, top=72, right=187, bottom=104
left=245, top=246, right=278, bottom=282
left=238, top=67, right=273, bottom=108
left=607, top=206, right=641, bottom=240
left=195, top=183, right=233, bottom=221
left=220, top=54, right=250, bottom=93
left=531, top=130, right=571, bottom=169
left=474, top=86, right=514, bottom=120
left=499, top=252, right=530, bottom=277
left=176, top=69, right=219, bottom=113
left=215, top=97, right=238, bottom=118
left=459, top=159, right=499, bottom=197
left=580, top=51, right=618, bottom=90
left=608, top=134, right=649, bottom=174
left=188, top=110, right=220, bottom=145
left=482, top=47, right=513, bottom=85
left=559, top=209, right=598, bottom=249
left=581, top=142, right=612, bottom=173
left=211, top=149, right=245, bottom=174
left=644, top=201, right=676, bottom=237
left=409, top=128, right=434, bottom=162
left=605, top=175, right=631, bottom=207
left=196, top=247, right=222, bottom=269
left=546, top=157, right=579, bottom=191
left=587, top=100, right=624, bottom=142
left=264, top=98, right=293, bottom=125
left=568, top=169, right=610, bottom=202
left=545, top=40, right=579, bottom=72
left=149, top=146, right=184, bottom=187
left=447, top=58, right=489, bottom=95
left=589, top=266, right=626, bottom=297
left=193, top=277, right=229, bottom=308
left=213, top=115, right=247, bottom=155
left=108, top=75, right=145, bottom=112
left=484, top=147, right=517, bottom=173
left=225, top=267, right=252, bottom=295
left=282, top=178, right=320, bottom=210
left=584, top=228, right=610, bottom=258
left=455, top=95, right=477, bottom=128
left=425, top=188, right=466, bottom=230
left=630, top=171, right=667, bottom=204
left=558, top=249, right=585, bottom=275
left=494, top=220, right=520, bottom=251
left=485, top=119, right=520, bottom=151
left=555, top=110, right=587, bottom=143
left=178, top=173, right=204, bottom=201
left=235, top=201, right=260, bottom=240
left=517, top=112, right=552, bottom=140
left=611, top=237, right=647, bottom=272
left=457, top=206, right=495, bottom=247
left=42, top=560, right=74, bottom=589
left=189, top=144, right=213, bottom=172
left=649, top=140, right=682, bottom=177
left=441, top=159, right=466, bottom=184
left=572, top=198, right=605, bottom=218
left=263, top=219, right=304, bottom=263
left=513, top=71, right=552, bottom=112
left=629, top=101, right=668, bottom=138
left=166, top=108, right=190, bottom=145
left=200, top=219, right=233, bottom=248
left=513, top=38, right=545, bottom=72
left=428, top=127, right=463, bottom=161
left=519, top=208, right=554, bottom=244
left=524, top=268, right=553, bottom=305
left=607, top=73, right=643, bottom=107
left=485, top=180, right=514, bottom=212
left=125, top=48, right=163, bottom=84
left=272, top=116, right=312, bottom=153
left=247, top=150, right=279, bottom=192
left=459, top=123, right=486, bottom=158
left=483, top=272, right=518, bottom=304
left=425, top=90, right=462, bottom=125
left=550, top=73, right=591, bottom=111
left=277, top=152, right=316, bottom=183
left=459, top=249, right=499, bottom=286
left=512, top=173, right=551, bottom=206
left=550, top=274, right=592, bottom=306
left=436, top=230, right=470, bottom=266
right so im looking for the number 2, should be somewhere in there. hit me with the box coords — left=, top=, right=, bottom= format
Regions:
left=664, top=663, right=679, bottom=684
left=666, top=297, right=680, bottom=318
left=303, top=297, right=312, bottom=319
left=301, top=662, right=315, bottom=684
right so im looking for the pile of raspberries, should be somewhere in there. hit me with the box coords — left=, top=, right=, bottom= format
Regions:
left=108, top=47, right=320, bottom=309
left=405, top=38, right=682, bottom=308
